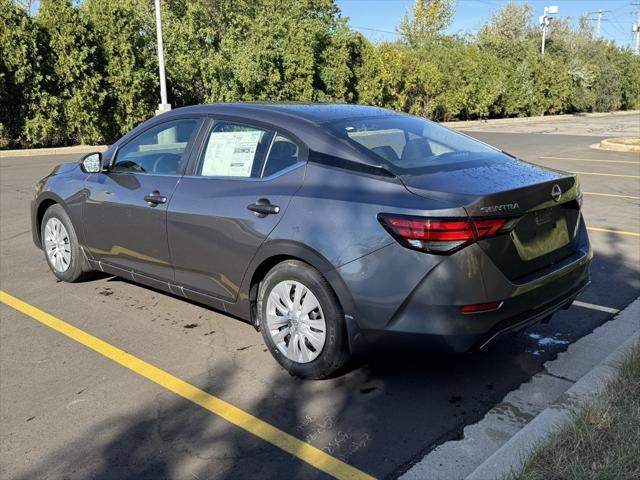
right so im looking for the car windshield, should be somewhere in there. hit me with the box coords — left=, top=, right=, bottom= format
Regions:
left=331, top=115, right=499, bottom=171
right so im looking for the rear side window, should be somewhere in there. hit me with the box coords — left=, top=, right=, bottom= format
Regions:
left=332, top=115, right=497, bottom=171
left=197, top=121, right=273, bottom=178
left=113, top=119, right=198, bottom=175
left=262, top=134, right=301, bottom=177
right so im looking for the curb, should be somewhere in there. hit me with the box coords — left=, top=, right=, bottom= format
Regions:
left=441, top=110, right=640, bottom=129
left=598, top=137, right=640, bottom=153
left=0, top=145, right=107, bottom=158
left=400, top=297, right=640, bottom=480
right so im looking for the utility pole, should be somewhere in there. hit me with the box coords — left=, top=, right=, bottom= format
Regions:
left=588, top=9, right=612, bottom=38
left=539, top=5, right=559, bottom=55
left=154, top=0, right=171, bottom=114
left=633, top=3, right=640, bottom=55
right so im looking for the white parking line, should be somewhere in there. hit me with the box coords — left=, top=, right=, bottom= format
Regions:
left=572, top=300, right=620, bottom=315
left=540, top=156, right=640, bottom=165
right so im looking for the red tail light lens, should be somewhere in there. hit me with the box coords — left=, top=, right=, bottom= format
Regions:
left=378, top=214, right=509, bottom=254
left=460, top=301, right=503, bottom=314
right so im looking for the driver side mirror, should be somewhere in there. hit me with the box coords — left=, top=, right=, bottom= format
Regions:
left=80, top=152, right=103, bottom=173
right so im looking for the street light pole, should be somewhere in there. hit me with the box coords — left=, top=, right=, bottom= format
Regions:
left=154, top=0, right=171, bottom=114
left=541, top=11, right=547, bottom=54
left=540, top=5, right=558, bottom=55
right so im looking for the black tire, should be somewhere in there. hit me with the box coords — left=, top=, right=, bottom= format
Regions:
left=41, top=204, right=93, bottom=282
left=258, top=260, right=350, bottom=379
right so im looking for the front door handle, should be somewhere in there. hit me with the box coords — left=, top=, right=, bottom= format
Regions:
left=247, top=201, right=280, bottom=217
left=144, top=191, right=167, bottom=206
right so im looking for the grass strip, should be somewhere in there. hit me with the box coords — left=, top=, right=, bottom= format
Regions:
left=512, top=341, right=640, bottom=480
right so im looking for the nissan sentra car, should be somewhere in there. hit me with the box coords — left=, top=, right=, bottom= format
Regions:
left=31, top=103, right=592, bottom=379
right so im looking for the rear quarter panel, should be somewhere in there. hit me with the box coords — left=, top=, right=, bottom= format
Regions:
left=251, top=163, right=470, bottom=329
left=267, top=163, right=467, bottom=269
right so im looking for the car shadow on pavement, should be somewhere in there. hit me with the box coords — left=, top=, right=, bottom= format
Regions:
left=12, top=238, right=640, bottom=480
left=8, top=343, right=581, bottom=480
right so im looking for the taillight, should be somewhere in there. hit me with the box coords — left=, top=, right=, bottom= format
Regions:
left=378, top=214, right=511, bottom=254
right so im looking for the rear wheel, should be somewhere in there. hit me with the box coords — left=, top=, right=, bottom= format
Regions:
left=41, top=204, right=93, bottom=282
left=258, top=260, right=350, bottom=379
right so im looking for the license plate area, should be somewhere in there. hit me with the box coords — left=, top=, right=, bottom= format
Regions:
left=512, top=207, right=570, bottom=261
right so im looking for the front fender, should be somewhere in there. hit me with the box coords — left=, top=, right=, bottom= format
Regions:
left=31, top=192, right=74, bottom=248
left=31, top=168, right=88, bottom=249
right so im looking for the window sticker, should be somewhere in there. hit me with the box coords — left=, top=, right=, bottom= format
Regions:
left=201, top=130, right=263, bottom=177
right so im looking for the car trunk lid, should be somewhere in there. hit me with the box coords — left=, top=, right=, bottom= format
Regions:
left=398, top=153, right=581, bottom=280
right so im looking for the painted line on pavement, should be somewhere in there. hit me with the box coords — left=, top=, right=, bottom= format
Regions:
left=0, top=290, right=375, bottom=480
left=587, top=226, right=640, bottom=237
left=570, top=171, right=640, bottom=179
left=540, top=156, right=640, bottom=165
left=583, top=192, right=640, bottom=200
left=572, top=300, right=620, bottom=315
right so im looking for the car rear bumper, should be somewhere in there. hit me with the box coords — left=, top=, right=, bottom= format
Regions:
left=338, top=221, right=592, bottom=355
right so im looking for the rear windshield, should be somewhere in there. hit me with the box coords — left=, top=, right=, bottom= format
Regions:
left=331, top=115, right=498, bottom=171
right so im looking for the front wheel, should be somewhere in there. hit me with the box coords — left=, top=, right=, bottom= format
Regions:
left=258, top=260, right=350, bottom=379
left=41, top=204, right=93, bottom=282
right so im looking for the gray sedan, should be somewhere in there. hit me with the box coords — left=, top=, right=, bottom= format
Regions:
left=31, top=103, right=592, bottom=379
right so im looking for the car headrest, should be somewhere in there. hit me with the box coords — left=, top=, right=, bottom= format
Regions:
left=371, top=146, right=399, bottom=163
left=271, top=141, right=297, bottom=158
left=400, top=138, right=433, bottom=165
left=153, top=153, right=180, bottom=174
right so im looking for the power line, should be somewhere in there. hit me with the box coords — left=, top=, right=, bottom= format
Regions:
left=349, top=25, right=401, bottom=36
left=603, top=19, right=632, bottom=37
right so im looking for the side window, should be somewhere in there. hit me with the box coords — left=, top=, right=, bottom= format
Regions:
left=197, top=121, right=273, bottom=178
left=262, top=134, right=301, bottom=177
left=113, top=119, right=198, bottom=175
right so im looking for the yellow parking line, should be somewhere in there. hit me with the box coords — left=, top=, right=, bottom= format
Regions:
left=570, top=171, right=640, bottom=179
left=587, top=227, right=640, bottom=237
left=0, top=290, right=375, bottom=480
left=583, top=192, right=640, bottom=200
left=540, top=156, right=640, bottom=165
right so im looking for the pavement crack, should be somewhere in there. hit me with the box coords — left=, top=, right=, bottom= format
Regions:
left=542, top=370, right=576, bottom=384
left=0, top=229, right=31, bottom=242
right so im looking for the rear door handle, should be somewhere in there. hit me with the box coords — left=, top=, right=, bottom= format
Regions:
left=247, top=202, right=280, bottom=216
left=144, top=191, right=167, bottom=206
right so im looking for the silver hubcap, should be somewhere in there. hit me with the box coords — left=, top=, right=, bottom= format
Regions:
left=44, top=218, right=71, bottom=273
left=266, top=280, right=327, bottom=363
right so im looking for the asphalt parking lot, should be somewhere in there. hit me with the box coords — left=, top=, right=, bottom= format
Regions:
left=1, top=113, right=639, bottom=480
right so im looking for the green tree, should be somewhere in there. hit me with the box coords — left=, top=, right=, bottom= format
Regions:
left=476, top=2, right=539, bottom=117
left=25, top=0, right=106, bottom=146
left=399, top=0, right=454, bottom=46
left=161, top=0, right=212, bottom=107
left=476, top=2, right=535, bottom=59
left=83, top=0, right=157, bottom=139
left=616, top=49, right=640, bottom=110
left=531, top=53, right=572, bottom=114
left=319, top=19, right=366, bottom=102
left=195, top=0, right=355, bottom=103
left=356, top=41, right=442, bottom=117
left=0, top=0, right=41, bottom=147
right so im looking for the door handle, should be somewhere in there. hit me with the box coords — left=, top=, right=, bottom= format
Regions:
left=247, top=201, right=280, bottom=217
left=144, top=191, right=167, bottom=206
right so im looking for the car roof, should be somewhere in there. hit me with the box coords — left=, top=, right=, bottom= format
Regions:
left=113, top=103, right=405, bottom=171
left=167, top=102, right=401, bottom=125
